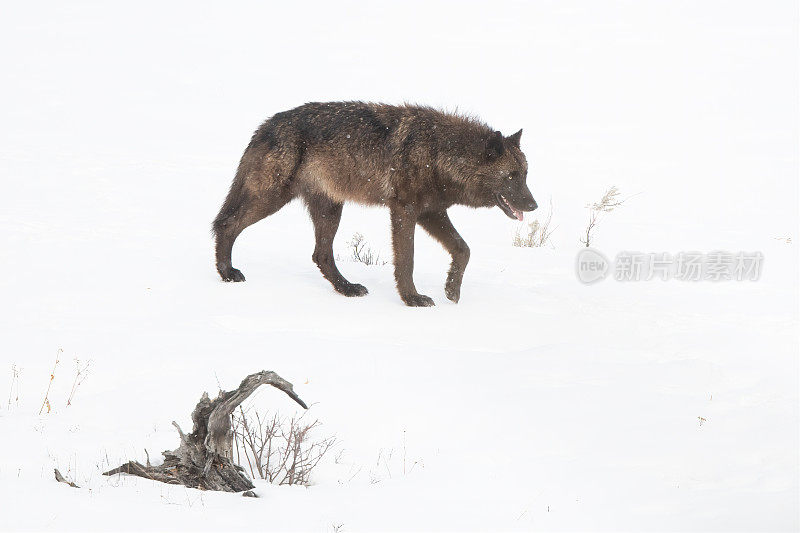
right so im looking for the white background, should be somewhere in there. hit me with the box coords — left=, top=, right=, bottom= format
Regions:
left=0, top=1, right=797, bottom=531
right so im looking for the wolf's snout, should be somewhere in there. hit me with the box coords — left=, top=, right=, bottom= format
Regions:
left=528, top=199, right=538, bottom=211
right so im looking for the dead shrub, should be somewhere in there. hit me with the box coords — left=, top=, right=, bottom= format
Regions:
left=232, top=407, right=336, bottom=486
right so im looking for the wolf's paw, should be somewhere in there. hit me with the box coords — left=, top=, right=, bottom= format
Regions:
left=337, top=283, right=369, bottom=297
left=445, top=282, right=461, bottom=303
left=402, top=294, right=435, bottom=307
left=219, top=267, right=246, bottom=282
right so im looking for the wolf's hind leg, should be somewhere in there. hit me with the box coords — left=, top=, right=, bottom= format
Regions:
left=417, top=210, right=470, bottom=303
left=307, top=194, right=368, bottom=297
left=213, top=182, right=293, bottom=282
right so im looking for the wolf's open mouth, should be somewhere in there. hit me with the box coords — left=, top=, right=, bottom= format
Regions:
left=495, top=194, right=524, bottom=221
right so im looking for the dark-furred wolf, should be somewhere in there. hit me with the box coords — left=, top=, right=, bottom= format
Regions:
left=213, top=102, right=537, bottom=306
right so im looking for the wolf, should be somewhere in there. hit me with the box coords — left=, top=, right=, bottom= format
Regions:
left=213, top=102, right=537, bottom=306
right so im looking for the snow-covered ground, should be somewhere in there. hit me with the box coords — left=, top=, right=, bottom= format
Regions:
left=1, top=2, right=797, bottom=531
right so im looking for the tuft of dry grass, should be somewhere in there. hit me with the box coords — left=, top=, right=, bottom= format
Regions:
left=39, top=348, right=62, bottom=415
left=513, top=198, right=556, bottom=248
left=580, top=186, right=626, bottom=247
left=7, top=364, right=21, bottom=409
left=67, top=358, right=91, bottom=407
left=348, top=233, right=387, bottom=265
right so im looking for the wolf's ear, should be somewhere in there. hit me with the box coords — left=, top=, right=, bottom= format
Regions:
left=507, top=129, right=522, bottom=148
left=485, top=130, right=505, bottom=161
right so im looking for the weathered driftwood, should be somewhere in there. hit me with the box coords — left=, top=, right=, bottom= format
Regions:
left=103, top=370, right=307, bottom=493
left=54, top=468, right=79, bottom=488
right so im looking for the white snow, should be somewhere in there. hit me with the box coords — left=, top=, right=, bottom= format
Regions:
left=0, top=1, right=797, bottom=531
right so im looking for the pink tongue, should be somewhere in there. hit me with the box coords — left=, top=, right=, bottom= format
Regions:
left=514, top=208, right=523, bottom=221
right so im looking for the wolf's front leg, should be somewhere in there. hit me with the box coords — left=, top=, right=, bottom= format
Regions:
left=390, top=205, right=434, bottom=307
left=417, top=210, right=470, bottom=303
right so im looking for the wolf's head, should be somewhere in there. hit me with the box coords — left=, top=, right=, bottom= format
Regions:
left=451, top=129, right=537, bottom=220
left=479, top=129, right=537, bottom=221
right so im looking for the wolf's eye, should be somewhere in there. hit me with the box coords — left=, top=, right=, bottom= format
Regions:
left=508, top=175, right=513, bottom=180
